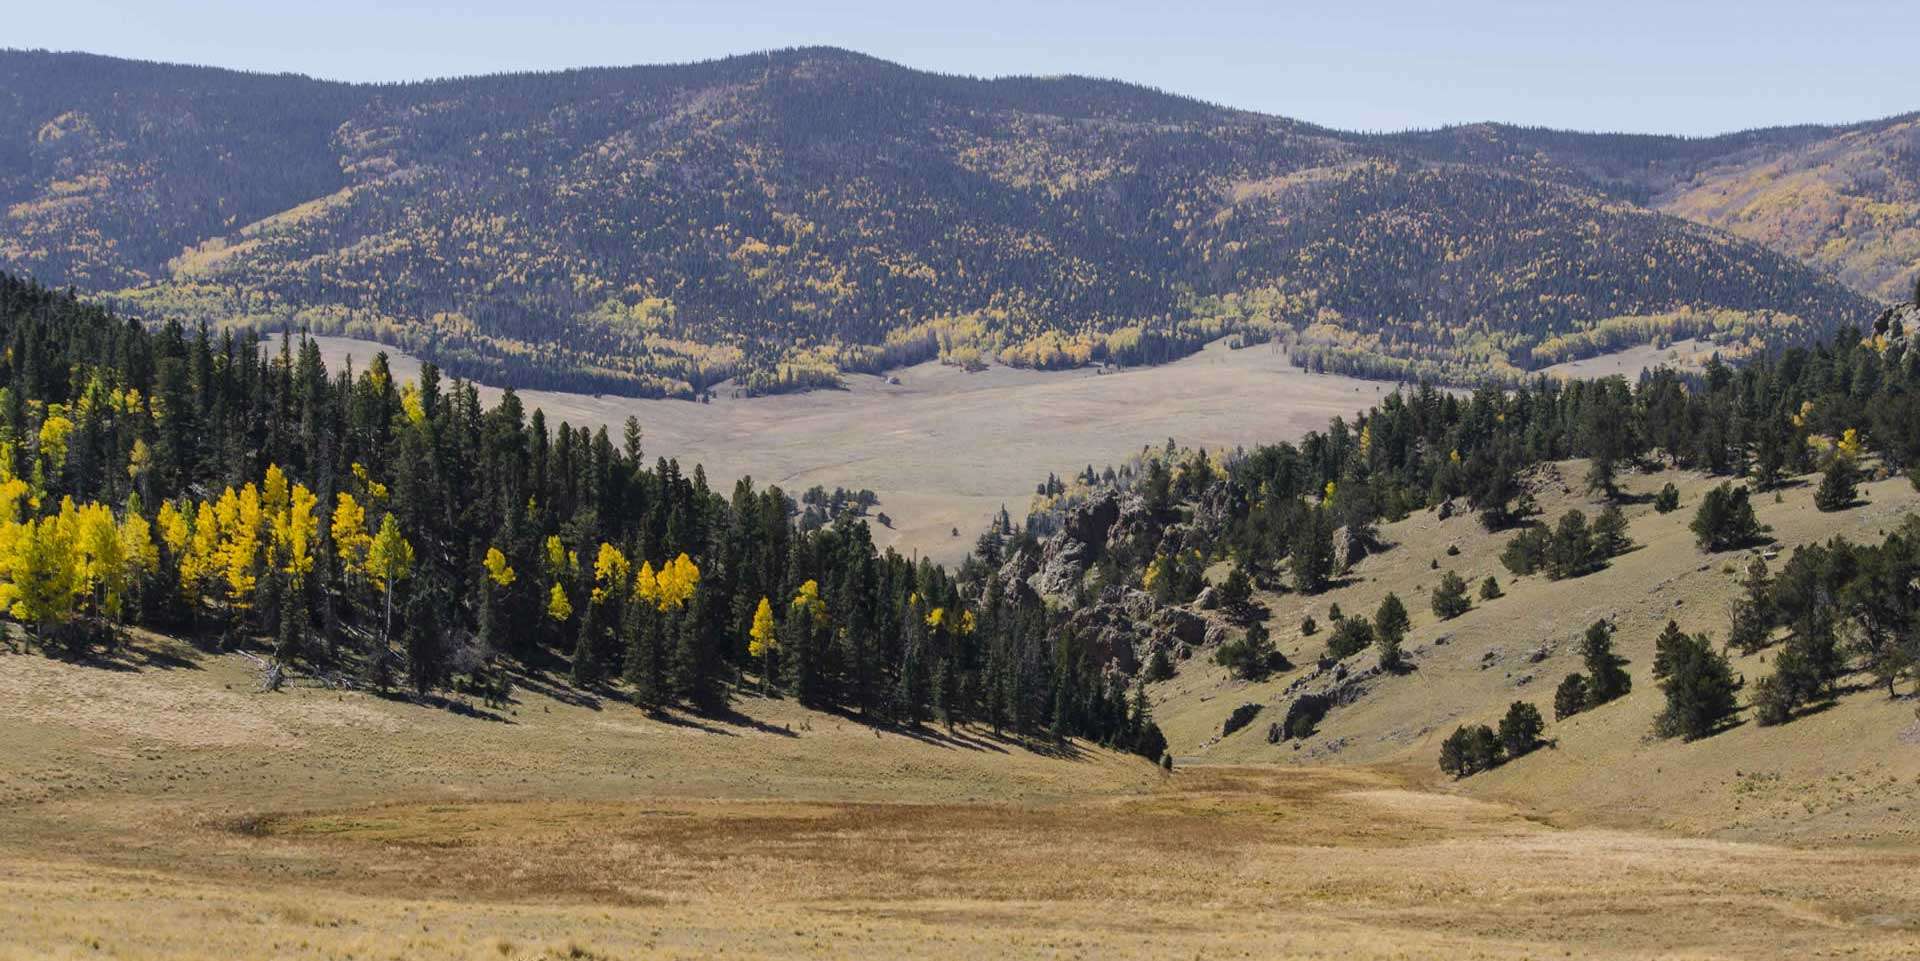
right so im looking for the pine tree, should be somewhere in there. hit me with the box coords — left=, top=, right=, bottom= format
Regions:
left=1554, top=673, right=1589, bottom=720
left=1814, top=456, right=1858, bottom=512
left=1497, top=701, right=1544, bottom=758
left=1580, top=620, right=1632, bottom=706
left=1374, top=593, right=1409, bottom=669
left=1653, top=629, right=1740, bottom=740
left=1431, top=570, right=1471, bottom=619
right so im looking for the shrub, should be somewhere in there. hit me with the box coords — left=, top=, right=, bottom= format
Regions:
left=1478, top=575, right=1503, bottom=600
left=1215, top=623, right=1288, bottom=680
left=1439, top=724, right=1503, bottom=778
left=1222, top=702, right=1263, bottom=737
left=1325, top=617, right=1375, bottom=660
left=1299, top=616, right=1318, bottom=637
left=1653, top=482, right=1680, bottom=513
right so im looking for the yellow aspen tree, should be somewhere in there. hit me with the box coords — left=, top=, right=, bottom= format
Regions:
left=590, top=542, right=630, bottom=604
left=632, top=559, right=658, bottom=607
left=9, top=514, right=76, bottom=642
left=276, top=483, right=320, bottom=585
left=184, top=501, right=221, bottom=608
left=364, top=513, right=414, bottom=648
left=748, top=596, right=777, bottom=666
left=482, top=546, right=516, bottom=587
left=331, top=492, right=371, bottom=575
left=546, top=582, right=573, bottom=623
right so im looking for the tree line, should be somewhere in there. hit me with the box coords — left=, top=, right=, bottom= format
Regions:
left=0, top=273, right=1164, bottom=758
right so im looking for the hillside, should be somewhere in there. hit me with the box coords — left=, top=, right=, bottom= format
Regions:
left=1149, top=461, right=1920, bottom=845
left=0, top=48, right=1880, bottom=395
left=1389, top=114, right=1920, bottom=303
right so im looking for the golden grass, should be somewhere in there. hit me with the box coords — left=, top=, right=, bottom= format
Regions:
left=3, top=763, right=1918, bottom=959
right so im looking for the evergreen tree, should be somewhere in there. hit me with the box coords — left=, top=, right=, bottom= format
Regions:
left=1580, top=620, right=1632, bottom=706
left=1431, top=570, right=1471, bottom=620
left=1554, top=673, right=1589, bottom=720
left=1814, top=456, right=1858, bottom=512
left=1374, top=593, right=1409, bottom=669
left=1652, top=628, right=1740, bottom=740
left=1497, top=701, right=1544, bottom=758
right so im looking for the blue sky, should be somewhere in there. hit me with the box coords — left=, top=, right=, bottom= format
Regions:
left=10, top=0, right=1916, bottom=135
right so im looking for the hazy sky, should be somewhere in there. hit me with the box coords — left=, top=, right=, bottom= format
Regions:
left=10, top=0, right=1916, bottom=135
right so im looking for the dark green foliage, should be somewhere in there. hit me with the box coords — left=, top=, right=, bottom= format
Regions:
left=1299, top=616, right=1318, bottom=637
left=1579, top=620, right=1633, bottom=707
left=1325, top=617, right=1375, bottom=660
left=1554, top=673, right=1590, bottom=721
left=1654, top=482, right=1681, bottom=513
left=1547, top=510, right=1598, bottom=579
left=1222, top=702, right=1263, bottom=737
left=1215, top=622, right=1288, bottom=681
left=0, top=275, right=1173, bottom=761
left=1143, top=646, right=1176, bottom=683
left=1478, top=575, right=1503, bottom=601
left=1652, top=628, right=1741, bottom=740
left=1592, top=505, right=1632, bottom=558
left=1290, top=509, right=1338, bottom=595
left=1814, top=457, right=1859, bottom=512
left=1500, top=524, right=1552, bottom=577
left=1431, top=570, right=1471, bottom=620
left=1216, top=564, right=1255, bottom=621
left=1725, top=556, right=1774, bottom=655
left=1281, top=694, right=1331, bottom=740
left=1374, top=594, right=1410, bottom=647
left=1497, top=701, right=1545, bottom=758
left=1438, top=724, right=1503, bottom=778
left=1691, top=483, right=1767, bottom=552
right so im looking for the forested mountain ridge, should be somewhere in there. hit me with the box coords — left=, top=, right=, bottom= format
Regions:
left=1386, top=114, right=1920, bottom=303
left=0, top=47, right=1890, bottom=396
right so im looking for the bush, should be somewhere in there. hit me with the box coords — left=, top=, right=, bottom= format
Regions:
left=1432, top=570, right=1471, bottom=619
left=1325, top=617, right=1375, bottom=660
left=1653, top=482, right=1680, bottom=513
left=1215, top=623, right=1288, bottom=680
left=1222, top=702, right=1263, bottom=737
left=1299, top=616, right=1318, bottom=637
left=1478, top=575, right=1503, bottom=600
left=1500, top=523, right=1551, bottom=576
left=1144, top=646, right=1176, bottom=682
left=1439, top=724, right=1503, bottom=778
left=1282, top=693, right=1331, bottom=739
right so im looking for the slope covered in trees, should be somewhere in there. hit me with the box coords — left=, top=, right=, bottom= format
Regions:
left=1386, top=114, right=1920, bottom=303
left=0, top=48, right=1880, bottom=395
left=0, top=273, right=1166, bottom=759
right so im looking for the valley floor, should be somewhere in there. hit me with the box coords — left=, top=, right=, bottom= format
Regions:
left=3, top=624, right=1918, bottom=960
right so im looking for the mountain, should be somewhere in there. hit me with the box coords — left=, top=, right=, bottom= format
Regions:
left=0, top=47, right=1889, bottom=396
left=1386, top=115, right=1920, bottom=303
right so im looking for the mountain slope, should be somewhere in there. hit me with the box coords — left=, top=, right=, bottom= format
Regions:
left=1388, top=115, right=1920, bottom=303
left=0, top=48, right=1885, bottom=395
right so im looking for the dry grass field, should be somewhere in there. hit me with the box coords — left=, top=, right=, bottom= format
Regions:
left=309, top=337, right=1396, bottom=565
left=5, top=577, right=1920, bottom=959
